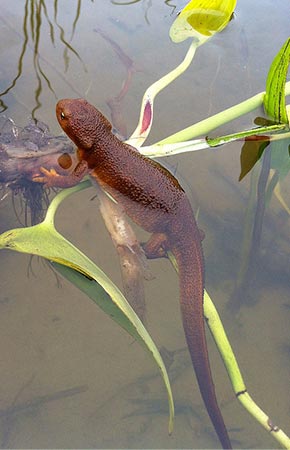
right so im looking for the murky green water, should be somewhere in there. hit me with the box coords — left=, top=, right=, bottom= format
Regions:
left=0, top=0, right=289, bottom=448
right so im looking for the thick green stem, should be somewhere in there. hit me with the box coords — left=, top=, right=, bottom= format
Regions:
left=156, top=81, right=290, bottom=145
left=205, top=290, right=290, bottom=449
left=168, top=250, right=290, bottom=448
left=128, top=40, right=197, bottom=147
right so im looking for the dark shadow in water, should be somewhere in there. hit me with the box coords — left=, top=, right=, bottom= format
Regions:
left=94, top=27, right=137, bottom=139
left=230, top=136, right=290, bottom=310
left=0, top=375, right=87, bottom=448
left=230, top=147, right=271, bottom=310
left=0, top=0, right=86, bottom=117
left=111, top=0, right=176, bottom=24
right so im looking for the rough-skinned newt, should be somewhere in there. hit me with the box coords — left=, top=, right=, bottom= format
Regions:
left=35, top=98, right=231, bottom=449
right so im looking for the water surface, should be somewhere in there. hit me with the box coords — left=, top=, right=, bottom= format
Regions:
left=0, top=1, right=290, bottom=448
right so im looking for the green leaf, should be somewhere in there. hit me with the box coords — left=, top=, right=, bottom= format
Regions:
left=264, top=38, right=290, bottom=124
left=170, top=0, right=237, bottom=44
left=0, top=181, right=174, bottom=433
left=239, top=136, right=270, bottom=181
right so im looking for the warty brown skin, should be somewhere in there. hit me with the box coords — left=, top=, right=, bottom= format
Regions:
left=52, top=98, right=231, bottom=449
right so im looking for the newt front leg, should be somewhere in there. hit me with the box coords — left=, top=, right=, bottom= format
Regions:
left=33, top=160, right=89, bottom=188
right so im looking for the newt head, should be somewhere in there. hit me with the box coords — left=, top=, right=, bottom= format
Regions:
left=56, top=98, right=112, bottom=149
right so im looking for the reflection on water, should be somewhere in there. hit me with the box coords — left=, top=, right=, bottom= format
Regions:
left=0, top=0, right=290, bottom=448
left=0, top=0, right=178, bottom=120
left=0, top=0, right=85, bottom=116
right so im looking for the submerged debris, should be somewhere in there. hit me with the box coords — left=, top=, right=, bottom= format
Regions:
left=0, top=115, right=74, bottom=224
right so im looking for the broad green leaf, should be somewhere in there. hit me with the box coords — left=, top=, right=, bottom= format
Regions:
left=264, top=38, right=290, bottom=124
left=239, top=137, right=270, bottom=181
left=0, top=181, right=174, bottom=433
left=170, top=0, right=236, bottom=44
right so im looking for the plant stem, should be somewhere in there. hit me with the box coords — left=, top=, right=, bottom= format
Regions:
left=128, top=40, right=197, bottom=146
left=44, top=179, right=91, bottom=226
left=204, top=289, right=290, bottom=449
left=168, top=250, right=290, bottom=448
left=156, top=81, right=290, bottom=145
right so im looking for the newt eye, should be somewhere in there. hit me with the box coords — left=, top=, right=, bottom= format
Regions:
left=60, top=112, right=65, bottom=120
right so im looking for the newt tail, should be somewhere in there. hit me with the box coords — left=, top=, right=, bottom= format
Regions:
left=170, top=223, right=231, bottom=449
left=143, top=193, right=231, bottom=448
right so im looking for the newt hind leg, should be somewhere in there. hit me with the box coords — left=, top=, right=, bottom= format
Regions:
left=142, top=233, right=169, bottom=259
